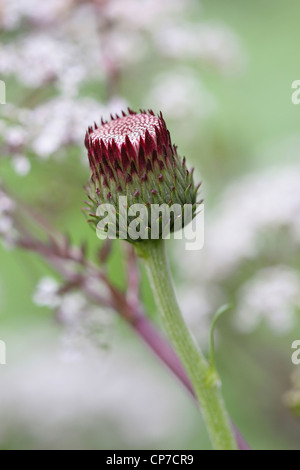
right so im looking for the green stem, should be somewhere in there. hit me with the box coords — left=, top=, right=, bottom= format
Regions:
left=136, top=239, right=237, bottom=450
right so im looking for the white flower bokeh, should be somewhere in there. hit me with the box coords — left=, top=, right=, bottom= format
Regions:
left=178, top=163, right=300, bottom=335
left=234, top=266, right=300, bottom=334
left=0, top=0, right=245, bottom=175
left=0, top=331, right=194, bottom=448
left=0, top=184, right=17, bottom=248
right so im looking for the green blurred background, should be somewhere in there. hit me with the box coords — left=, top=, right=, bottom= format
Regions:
left=0, top=0, right=300, bottom=450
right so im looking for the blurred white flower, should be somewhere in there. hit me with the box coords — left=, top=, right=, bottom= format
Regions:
left=0, top=191, right=15, bottom=214
left=204, top=165, right=300, bottom=279
left=154, top=21, right=245, bottom=74
left=11, top=154, right=31, bottom=176
left=0, top=332, right=193, bottom=448
left=178, top=286, right=217, bottom=349
left=0, top=0, right=201, bottom=91
left=0, top=0, right=72, bottom=30
left=147, top=69, right=216, bottom=119
left=0, top=34, right=90, bottom=92
left=33, top=278, right=114, bottom=357
left=0, top=187, right=17, bottom=248
left=101, top=30, right=147, bottom=67
left=57, top=292, right=87, bottom=325
left=234, top=266, right=300, bottom=334
left=17, top=96, right=127, bottom=158
left=4, top=126, right=28, bottom=148
left=177, top=163, right=300, bottom=335
left=102, top=0, right=186, bottom=31
left=0, top=215, right=13, bottom=236
left=60, top=303, right=114, bottom=363
left=32, top=277, right=61, bottom=308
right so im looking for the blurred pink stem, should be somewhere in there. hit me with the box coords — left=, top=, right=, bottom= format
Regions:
left=15, top=222, right=249, bottom=449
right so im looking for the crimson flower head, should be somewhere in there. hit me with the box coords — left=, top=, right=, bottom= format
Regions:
left=84, top=109, right=200, bottom=240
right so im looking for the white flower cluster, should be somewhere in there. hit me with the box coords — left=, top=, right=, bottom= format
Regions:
left=154, top=21, right=245, bottom=75
left=32, top=277, right=61, bottom=308
left=0, top=0, right=186, bottom=86
left=0, top=0, right=244, bottom=176
left=0, top=4, right=101, bottom=96
left=0, top=331, right=193, bottom=448
left=0, top=184, right=17, bottom=247
left=0, top=0, right=67, bottom=29
left=26, top=96, right=127, bottom=158
left=205, top=165, right=300, bottom=279
left=0, top=0, right=244, bottom=88
left=101, top=0, right=186, bottom=31
left=32, top=276, right=113, bottom=353
left=147, top=68, right=216, bottom=120
left=235, top=266, right=300, bottom=334
left=100, top=0, right=243, bottom=73
left=178, top=163, right=300, bottom=335
left=0, top=119, right=31, bottom=175
left=0, top=34, right=91, bottom=94
left=1, top=97, right=127, bottom=159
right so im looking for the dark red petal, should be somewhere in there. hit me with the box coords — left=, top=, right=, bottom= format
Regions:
left=146, top=159, right=152, bottom=173
left=100, top=140, right=108, bottom=161
left=111, top=139, right=121, bottom=159
left=144, top=129, right=155, bottom=156
left=84, top=131, right=90, bottom=150
left=114, top=159, right=122, bottom=172
left=125, top=135, right=137, bottom=161
left=130, top=160, right=138, bottom=176
left=138, top=145, right=146, bottom=172
left=107, top=141, right=120, bottom=165
left=121, top=143, right=130, bottom=170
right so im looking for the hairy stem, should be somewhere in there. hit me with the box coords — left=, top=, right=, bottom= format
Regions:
left=136, top=239, right=237, bottom=450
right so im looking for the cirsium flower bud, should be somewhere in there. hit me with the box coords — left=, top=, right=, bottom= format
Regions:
left=84, top=109, right=200, bottom=241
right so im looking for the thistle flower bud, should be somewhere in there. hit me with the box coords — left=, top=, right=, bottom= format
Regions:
left=84, top=109, right=200, bottom=241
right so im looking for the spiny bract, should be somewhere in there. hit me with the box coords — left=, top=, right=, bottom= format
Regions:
left=84, top=109, right=201, bottom=241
